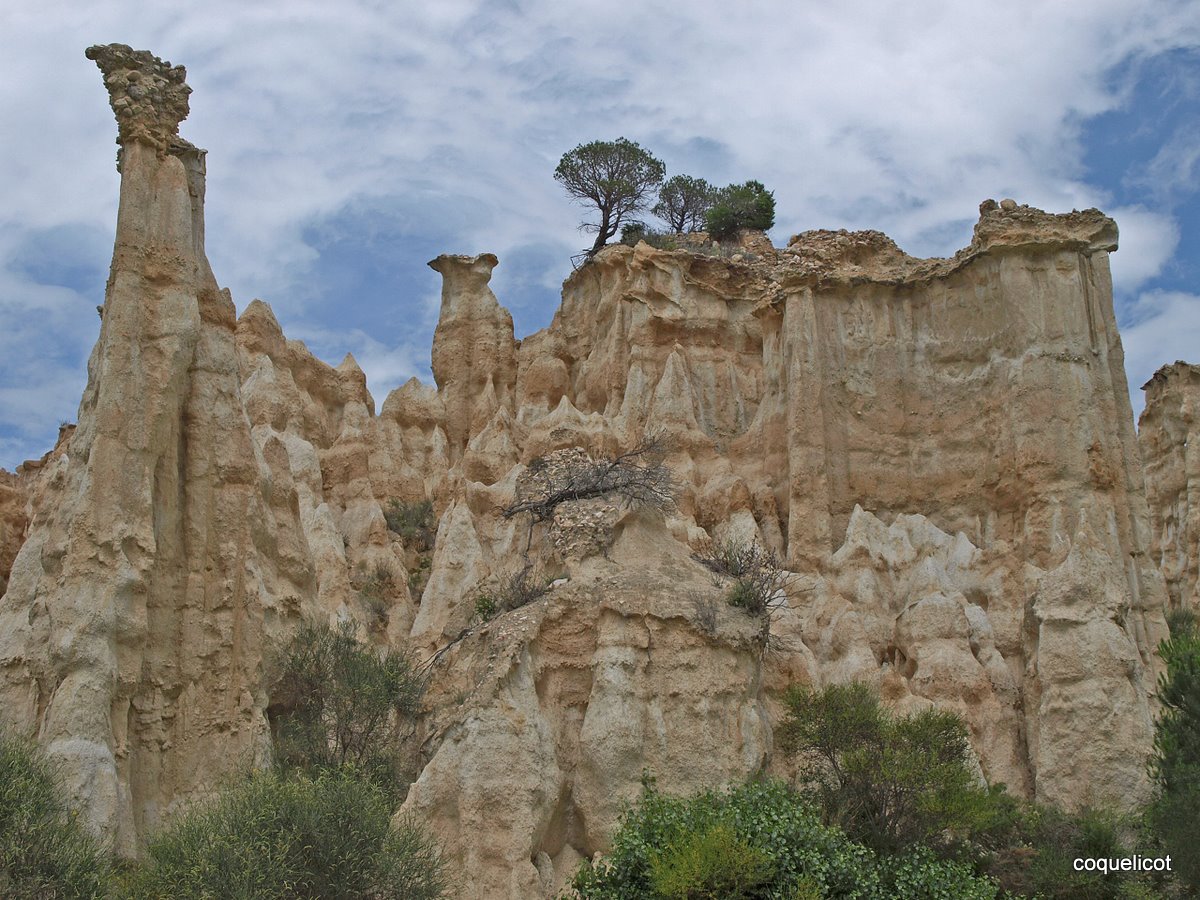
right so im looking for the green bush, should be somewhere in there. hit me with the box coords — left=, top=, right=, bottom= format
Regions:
left=1148, top=608, right=1200, bottom=893
left=0, top=733, right=110, bottom=899
left=778, top=682, right=1005, bottom=857
left=129, top=769, right=448, bottom=899
left=986, top=804, right=1161, bottom=899
left=704, top=180, right=775, bottom=240
left=648, top=822, right=773, bottom=899
left=567, top=778, right=998, bottom=899
left=384, top=499, right=435, bottom=551
left=270, top=621, right=424, bottom=799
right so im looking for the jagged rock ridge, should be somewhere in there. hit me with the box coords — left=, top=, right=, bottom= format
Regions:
left=0, top=44, right=1186, bottom=899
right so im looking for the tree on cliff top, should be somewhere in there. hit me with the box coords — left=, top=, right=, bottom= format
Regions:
left=705, top=179, right=776, bottom=240
left=653, top=174, right=715, bottom=233
left=555, top=138, right=665, bottom=258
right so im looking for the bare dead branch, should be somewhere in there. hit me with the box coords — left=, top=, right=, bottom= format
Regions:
left=502, top=437, right=675, bottom=526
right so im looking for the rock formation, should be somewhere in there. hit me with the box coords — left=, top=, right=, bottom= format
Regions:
left=0, top=44, right=316, bottom=855
left=0, top=44, right=1183, bottom=898
left=1140, top=361, right=1200, bottom=615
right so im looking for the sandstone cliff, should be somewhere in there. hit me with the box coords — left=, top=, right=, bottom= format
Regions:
left=1139, top=361, right=1200, bottom=615
left=0, top=45, right=1179, bottom=899
left=0, top=45, right=316, bottom=855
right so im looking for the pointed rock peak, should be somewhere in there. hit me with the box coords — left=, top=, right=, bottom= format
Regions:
left=649, top=349, right=701, bottom=430
left=241, top=298, right=281, bottom=330
left=236, top=299, right=286, bottom=356
left=548, top=393, right=585, bottom=422
left=85, top=44, right=194, bottom=155
left=337, top=353, right=364, bottom=376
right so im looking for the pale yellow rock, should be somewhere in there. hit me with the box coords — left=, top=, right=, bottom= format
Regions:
left=0, top=45, right=1178, bottom=898
left=0, top=46, right=317, bottom=853
left=1139, top=361, right=1200, bottom=614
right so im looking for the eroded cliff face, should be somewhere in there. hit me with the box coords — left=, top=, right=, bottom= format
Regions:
left=0, top=44, right=1180, bottom=898
left=0, top=45, right=316, bottom=854
left=1140, top=362, right=1200, bottom=615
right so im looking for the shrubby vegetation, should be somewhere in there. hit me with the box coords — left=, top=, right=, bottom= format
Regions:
left=1148, top=608, right=1200, bottom=893
left=128, top=769, right=448, bottom=899
left=0, top=732, right=110, bottom=899
left=619, top=222, right=679, bottom=250
left=129, top=621, right=448, bottom=897
left=569, top=679, right=1186, bottom=898
left=385, top=498, right=436, bottom=551
left=779, top=681, right=1000, bottom=856
left=269, top=620, right=424, bottom=799
left=473, top=563, right=551, bottom=622
left=696, top=538, right=790, bottom=620
left=704, top=180, right=776, bottom=239
left=567, top=777, right=998, bottom=899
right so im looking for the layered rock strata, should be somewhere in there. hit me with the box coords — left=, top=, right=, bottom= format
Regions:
left=0, top=44, right=1177, bottom=898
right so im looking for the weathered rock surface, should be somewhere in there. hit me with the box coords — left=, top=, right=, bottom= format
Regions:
left=0, top=45, right=1179, bottom=899
left=0, top=46, right=316, bottom=854
left=1140, top=361, right=1200, bottom=615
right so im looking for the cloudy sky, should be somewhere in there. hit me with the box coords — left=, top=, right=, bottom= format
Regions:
left=1, top=1, right=1198, bottom=469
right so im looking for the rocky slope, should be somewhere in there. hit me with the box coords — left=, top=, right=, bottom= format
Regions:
left=0, top=44, right=1187, bottom=898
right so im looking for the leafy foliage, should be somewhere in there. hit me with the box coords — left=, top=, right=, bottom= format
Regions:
left=986, top=804, right=1161, bottom=899
left=653, top=174, right=715, bottom=233
left=270, top=620, right=424, bottom=798
left=384, top=499, right=436, bottom=551
left=778, top=682, right=999, bottom=856
left=704, top=180, right=776, bottom=239
left=1148, top=608, right=1200, bottom=892
left=566, top=778, right=998, bottom=899
left=0, top=732, right=110, bottom=899
left=648, top=822, right=774, bottom=899
left=129, top=769, right=448, bottom=900
left=555, top=138, right=666, bottom=257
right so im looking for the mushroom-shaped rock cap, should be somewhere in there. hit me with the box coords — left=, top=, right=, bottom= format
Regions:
left=86, top=43, right=194, bottom=154
left=427, top=253, right=499, bottom=277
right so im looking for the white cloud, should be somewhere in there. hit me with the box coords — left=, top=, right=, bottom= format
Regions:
left=1120, top=290, right=1200, bottom=414
left=1108, top=206, right=1180, bottom=294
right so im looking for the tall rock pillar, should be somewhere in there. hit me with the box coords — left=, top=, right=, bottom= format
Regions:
left=0, top=45, right=313, bottom=854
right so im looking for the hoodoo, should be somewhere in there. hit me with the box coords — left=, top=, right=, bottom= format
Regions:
left=0, top=45, right=1187, bottom=897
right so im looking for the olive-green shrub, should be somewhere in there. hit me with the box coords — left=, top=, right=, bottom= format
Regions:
left=566, top=778, right=998, bottom=899
left=270, top=620, right=424, bottom=799
left=0, top=732, right=110, bottom=899
left=128, top=769, right=447, bottom=899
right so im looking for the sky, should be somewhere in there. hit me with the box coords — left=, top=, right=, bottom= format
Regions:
left=1, top=1, right=1198, bottom=470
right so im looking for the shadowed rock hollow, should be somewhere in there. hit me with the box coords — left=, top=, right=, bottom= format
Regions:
left=0, top=44, right=1190, bottom=898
